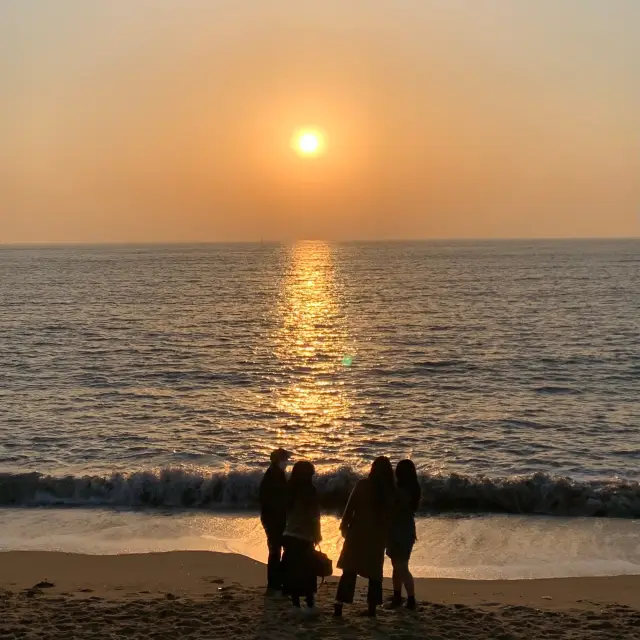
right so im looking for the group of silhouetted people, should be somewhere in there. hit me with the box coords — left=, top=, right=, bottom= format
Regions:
left=259, top=448, right=421, bottom=617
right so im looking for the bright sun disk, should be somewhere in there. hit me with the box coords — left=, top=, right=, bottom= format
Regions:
left=292, top=128, right=325, bottom=157
left=299, top=133, right=319, bottom=153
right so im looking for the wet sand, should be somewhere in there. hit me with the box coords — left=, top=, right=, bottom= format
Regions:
left=1, top=551, right=640, bottom=639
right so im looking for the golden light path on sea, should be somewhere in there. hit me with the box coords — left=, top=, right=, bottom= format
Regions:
left=271, top=242, right=355, bottom=463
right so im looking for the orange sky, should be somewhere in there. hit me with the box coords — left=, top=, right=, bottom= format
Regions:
left=1, top=1, right=639, bottom=242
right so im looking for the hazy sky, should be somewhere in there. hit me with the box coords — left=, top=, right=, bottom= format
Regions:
left=1, top=0, right=639, bottom=242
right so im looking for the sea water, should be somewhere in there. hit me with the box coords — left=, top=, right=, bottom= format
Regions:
left=1, top=240, right=639, bottom=576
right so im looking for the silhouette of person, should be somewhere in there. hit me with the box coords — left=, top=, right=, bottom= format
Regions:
left=386, top=459, right=421, bottom=610
left=259, top=448, right=291, bottom=593
left=281, top=461, right=322, bottom=614
left=334, top=456, right=395, bottom=617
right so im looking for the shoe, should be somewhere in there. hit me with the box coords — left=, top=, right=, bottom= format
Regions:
left=333, top=603, right=343, bottom=617
left=406, top=596, right=416, bottom=611
left=300, top=606, right=319, bottom=618
left=357, top=606, right=377, bottom=618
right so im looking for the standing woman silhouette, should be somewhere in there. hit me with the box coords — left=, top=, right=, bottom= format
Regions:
left=334, top=456, right=395, bottom=617
left=281, top=461, right=322, bottom=614
left=386, top=459, right=421, bottom=610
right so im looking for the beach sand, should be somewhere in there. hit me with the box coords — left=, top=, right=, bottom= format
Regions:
left=1, top=551, right=640, bottom=639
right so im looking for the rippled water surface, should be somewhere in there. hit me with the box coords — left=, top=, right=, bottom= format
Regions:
left=1, top=241, right=638, bottom=483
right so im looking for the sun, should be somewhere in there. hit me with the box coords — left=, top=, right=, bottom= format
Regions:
left=299, top=132, right=319, bottom=154
left=292, top=128, right=325, bottom=157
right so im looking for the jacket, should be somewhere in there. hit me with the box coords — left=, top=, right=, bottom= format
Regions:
left=259, top=464, right=287, bottom=534
left=283, top=488, right=321, bottom=544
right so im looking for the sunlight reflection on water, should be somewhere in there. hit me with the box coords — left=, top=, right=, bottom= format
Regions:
left=271, top=242, right=358, bottom=466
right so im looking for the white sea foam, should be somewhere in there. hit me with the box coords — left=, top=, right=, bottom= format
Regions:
left=2, top=467, right=640, bottom=518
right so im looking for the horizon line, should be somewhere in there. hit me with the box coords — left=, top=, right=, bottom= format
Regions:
left=1, top=235, right=638, bottom=247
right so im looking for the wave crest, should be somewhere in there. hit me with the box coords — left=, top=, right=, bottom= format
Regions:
left=1, top=468, right=639, bottom=518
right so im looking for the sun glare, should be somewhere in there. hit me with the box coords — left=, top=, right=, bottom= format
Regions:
left=292, top=128, right=325, bottom=157
left=299, top=133, right=319, bottom=154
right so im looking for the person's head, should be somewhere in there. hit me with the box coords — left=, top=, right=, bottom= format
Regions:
left=396, top=459, right=421, bottom=512
left=287, top=460, right=316, bottom=507
left=289, top=460, right=315, bottom=485
left=270, top=448, right=291, bottom=471
left=368, top=456, right=395, bottom=507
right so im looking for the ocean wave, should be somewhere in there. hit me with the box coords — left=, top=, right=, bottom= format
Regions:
left=1, top=469, right=639, bottom=518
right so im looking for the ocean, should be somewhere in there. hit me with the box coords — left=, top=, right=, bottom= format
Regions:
left=0, top=240, right=638, bottom=517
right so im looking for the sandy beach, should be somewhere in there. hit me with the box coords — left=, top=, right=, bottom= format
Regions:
left=2, top=551, right=640, bottom=639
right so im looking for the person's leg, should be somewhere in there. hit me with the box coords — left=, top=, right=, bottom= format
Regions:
left=389, top=558, right=404, bottom=606
left=334, top=570, right=358, bottom=616
left=392, top=561, right=403, bottom=594
left=366, top=578, right=383, bottom=616
left=302, top=540, right=316, bottom=609
left=404, top=564, right=416, bottom=609
left=403, top=566, right=415, bottom=597
left=399, top=546, right=417, bottom=609
left=336, top=570, right=357, bottom=603
left=266, top=532, right=283, bottom=590
left=283, top=536, right=305, bottom=605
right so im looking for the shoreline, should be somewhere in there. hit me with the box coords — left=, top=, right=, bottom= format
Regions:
left=3, top=508, right=640, bottom=581
left=2, top=551, right=640, bottom=638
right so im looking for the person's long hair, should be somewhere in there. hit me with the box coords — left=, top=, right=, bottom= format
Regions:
left=396, top=459, right=421, bottom=513
left=368, top=456, right=395, bottom=509
left=287, top=460, right=316, bottom=510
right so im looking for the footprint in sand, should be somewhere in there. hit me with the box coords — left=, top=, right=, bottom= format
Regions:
left=33, top=581, right=55, bottom=589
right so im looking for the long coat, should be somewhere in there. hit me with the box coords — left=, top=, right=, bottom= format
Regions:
left=337, top=478, right=392, bottom=582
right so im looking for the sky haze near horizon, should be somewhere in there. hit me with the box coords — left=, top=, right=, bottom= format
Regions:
left=1, top=1, right=639, bottom=243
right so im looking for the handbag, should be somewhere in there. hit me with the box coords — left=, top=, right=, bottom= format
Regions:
left=311, top=547, right=333, bottom=578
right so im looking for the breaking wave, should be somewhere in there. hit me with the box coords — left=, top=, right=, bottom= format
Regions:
left=1, top=468, right=640, bottom=518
